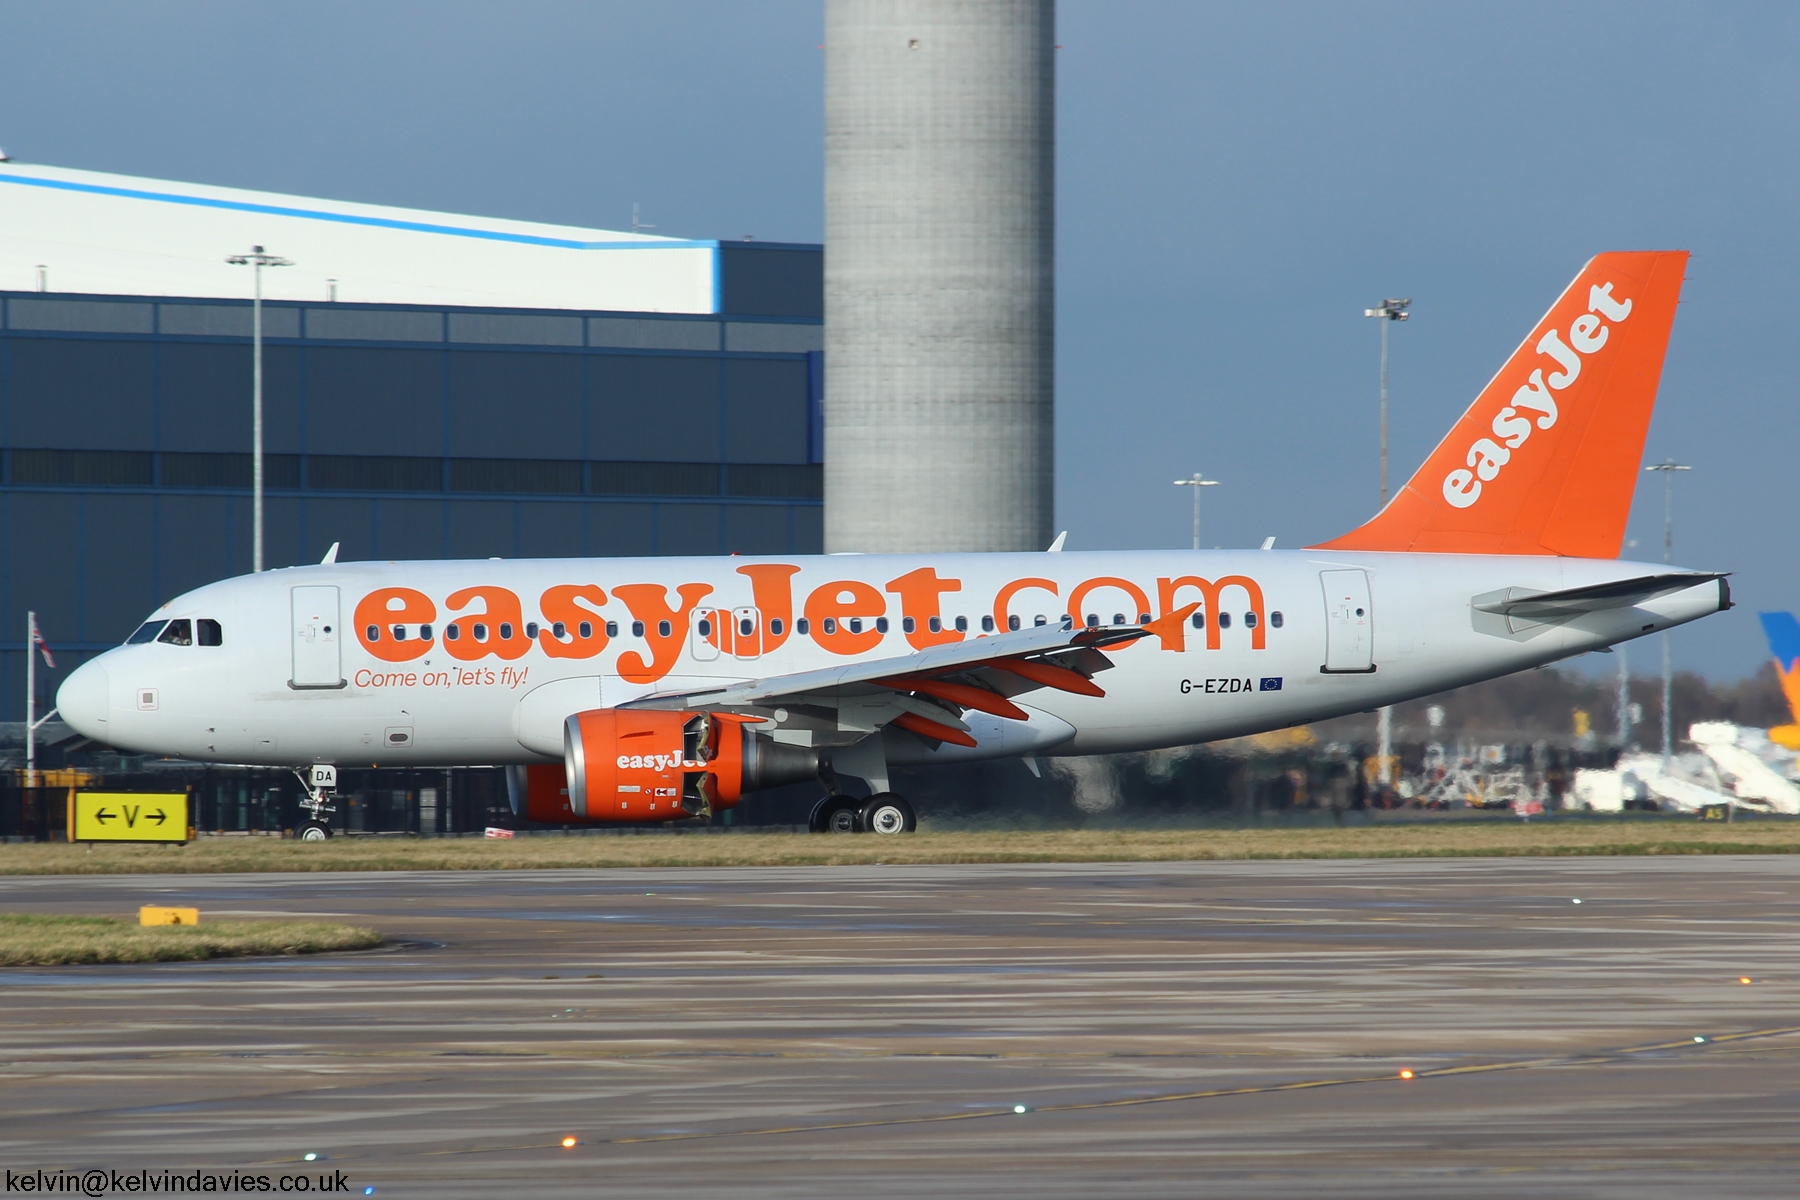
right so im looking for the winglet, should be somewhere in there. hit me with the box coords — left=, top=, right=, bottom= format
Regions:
left=1314, top=251, right=1689, bottom=557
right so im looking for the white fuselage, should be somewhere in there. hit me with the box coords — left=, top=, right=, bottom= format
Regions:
left=56, top=549, right=1723, bottom=771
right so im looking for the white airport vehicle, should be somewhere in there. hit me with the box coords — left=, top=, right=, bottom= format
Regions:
left=1571, top=723, right=1800, bottom=816
left=55, top=251, right=1729, bottom=835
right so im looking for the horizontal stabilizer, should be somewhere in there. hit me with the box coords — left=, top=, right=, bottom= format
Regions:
left=1474, top=573, right=1727, bottom=624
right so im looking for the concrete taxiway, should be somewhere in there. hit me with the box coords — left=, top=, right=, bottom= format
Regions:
left=4, top=857, right=1800, bottom=1198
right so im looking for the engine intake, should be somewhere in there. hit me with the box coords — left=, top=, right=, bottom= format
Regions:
left=562, top=708, right=816, bottom=822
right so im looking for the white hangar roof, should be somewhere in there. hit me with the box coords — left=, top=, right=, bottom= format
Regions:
left=0, top=161, right=721, bottom=313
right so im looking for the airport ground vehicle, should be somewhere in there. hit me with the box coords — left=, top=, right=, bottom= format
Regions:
left=56, top=251, right=1727, bottom=834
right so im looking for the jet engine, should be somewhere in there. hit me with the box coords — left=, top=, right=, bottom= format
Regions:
left=563, top=709, right=816, bottom=821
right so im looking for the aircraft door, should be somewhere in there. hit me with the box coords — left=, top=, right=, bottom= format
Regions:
left=730, top=607, right=762, bottom=660
left=291, top=585, right=344, bottom=688
left=1320, top=570, right=1374, bottom=673
left=691, top=608, right=722, bottom=662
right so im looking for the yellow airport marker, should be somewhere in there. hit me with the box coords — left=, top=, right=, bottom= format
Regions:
left=139, top=906, right=199, bottom=926
left=73, top=793, right=190, bottom=843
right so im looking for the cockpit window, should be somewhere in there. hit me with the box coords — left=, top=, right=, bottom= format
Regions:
left=157, top=619, right=194, bottom=646
left=126, top=620, right=168, bottom=645
left=197, top=618, right=223, bottom=647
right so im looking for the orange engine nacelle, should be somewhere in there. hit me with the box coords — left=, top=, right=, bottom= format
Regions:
left=563, top=709, right=769, bottom=822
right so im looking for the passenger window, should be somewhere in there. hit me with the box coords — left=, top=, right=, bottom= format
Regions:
left=1191, top=611, right=1204, bottom=629
left=473, top=623, right=489, bottom=642
left=658, top=620, right=672, bottom=638
left=875, top=617, right=889, bottom=634
left=796, top=618, right=810, bottom=635
left=632, top=621, right=645, bottom=638
left=903, top=617, right=917, bottom=634
left=197, top=618, right=223, bottom=646
left=823, top=617, right=837, bottom=635
left=553, top=622, right=567, bottom=638
left=1138, top=612, right=1151, bottom=624
left=445, top=625, right=460, bottom=641
left=1244, top=612, right=1258, bottom=628
left=698, top=618, right=713, bottom=638
left=1113, top=613, right=1126, bottom=625
left=525, top=622, right=539, bottom=639
left=771, top=617, right=785, bottom=636
left=392, top=625, right=407, bottom=641
left=579, top=621, right=594, bottom=639
left=499, top=622, right=514, bottom=640
left=738, top=617, right=753, bottom=637
left=127, top=620, right=169, bottom=645
left=419, top=624, right=433, bottom=641
left=1034, top=615, right=1048, bottom=627
left=157, top=619, right=193, bottom=646
left=1218, top=612, right=1231, bottom=629
left=979, top=615, right=993, bottom=633
left=605, top=621, right=618, bottom=638
left=1008, top=615, right=1020, bottom=631
left=848, top=617, right=863, bottom=634
left=1085, top=613, right=1098, bottom=628
left=1271, top=611, right=1284, bottom=628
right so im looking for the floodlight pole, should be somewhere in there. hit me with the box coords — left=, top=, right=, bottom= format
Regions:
left=25, top=611, right=36, bottom=789
left=1364, top=298, right=1410, bottom=509
left=1646, top=460, right=1692, bottom=769
left=1172, top=474, right=1219, bottom=550
left=227, top=246, right=293, bottom=573
left=1364, top=298, right=1410, bottom=789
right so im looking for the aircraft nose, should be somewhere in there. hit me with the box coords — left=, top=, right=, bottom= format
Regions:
left=57, top=660, right=111, bottom=740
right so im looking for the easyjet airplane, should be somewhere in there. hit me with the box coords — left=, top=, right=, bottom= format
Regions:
left=56, top=251, right=1727, bottom=837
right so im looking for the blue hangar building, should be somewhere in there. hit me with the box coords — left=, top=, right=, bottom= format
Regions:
left=0, top=161, right=823, bottom=721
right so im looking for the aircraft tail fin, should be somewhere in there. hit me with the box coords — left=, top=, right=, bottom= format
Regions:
left=1314, top=251, right=1689, bottom=557
left=1759, top=612, right=1800, bottom=749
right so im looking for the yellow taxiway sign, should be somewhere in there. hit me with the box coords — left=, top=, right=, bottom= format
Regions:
left=72, top=793, right=189, bottom=842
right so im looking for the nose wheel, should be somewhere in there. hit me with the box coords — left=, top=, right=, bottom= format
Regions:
left=293, top=764, right=339, bottom=840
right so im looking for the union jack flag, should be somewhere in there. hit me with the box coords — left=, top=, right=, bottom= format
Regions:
left=31, top=620, right=54, bottom=669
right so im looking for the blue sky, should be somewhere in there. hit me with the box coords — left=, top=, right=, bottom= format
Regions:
left=2, top=1, right=1793, bottom=678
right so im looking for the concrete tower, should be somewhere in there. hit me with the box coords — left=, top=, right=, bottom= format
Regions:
left=824, top=0, right=1055, bottom=553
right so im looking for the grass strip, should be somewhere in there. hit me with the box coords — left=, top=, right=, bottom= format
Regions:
left=0, top=913, right=382, bottom=965
left=3, top=821, right=1800, bottom=875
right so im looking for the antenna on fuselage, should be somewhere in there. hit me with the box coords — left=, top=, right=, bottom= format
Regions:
left=320, top=542, right=340, bottom=565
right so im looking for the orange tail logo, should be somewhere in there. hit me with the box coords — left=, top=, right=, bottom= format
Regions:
left=1315, top=251, right=1688, bottom=557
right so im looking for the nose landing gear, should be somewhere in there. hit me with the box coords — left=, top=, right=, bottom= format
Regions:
left=293, top=763, right=338, bottom=840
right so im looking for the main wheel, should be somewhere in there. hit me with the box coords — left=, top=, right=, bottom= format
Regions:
left=810, top=796, right=863, bottom=834
left=860, top=793, right=916, bottom=835
left=297, top=820, right=332, bottom=841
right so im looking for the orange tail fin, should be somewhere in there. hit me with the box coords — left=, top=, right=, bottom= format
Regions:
left=1314, top=251, right=1688, bottom=557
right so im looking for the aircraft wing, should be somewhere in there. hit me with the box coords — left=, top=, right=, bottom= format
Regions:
left=621, top=617, right=1180, bottom=748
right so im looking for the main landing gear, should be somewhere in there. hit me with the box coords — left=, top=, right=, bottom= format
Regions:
left=808, top=792, right=917, bottom=835
left=293, top=763, right=338, bottom=841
